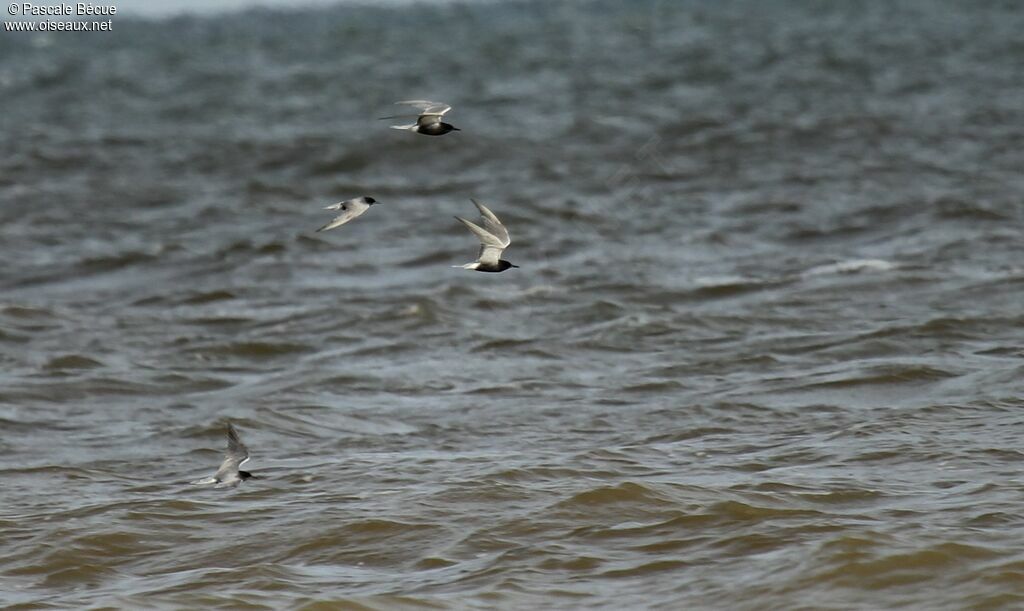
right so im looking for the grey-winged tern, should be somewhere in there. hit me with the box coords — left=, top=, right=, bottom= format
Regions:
left=192, top=422, right=256, bottom=488
left=316, top=196, right=378, bottom=232
left=382, top=100, right=460, bottom=136
left=454, top=199, right=518, bottom=273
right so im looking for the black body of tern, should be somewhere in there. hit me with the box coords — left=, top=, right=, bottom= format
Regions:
left=381, top=100, right=460, bottom=136
left=192, top=422, right=256, bottom=488
left=316, top=196, right=378, bottom=232
left=454, top=199, right=519, bottom=273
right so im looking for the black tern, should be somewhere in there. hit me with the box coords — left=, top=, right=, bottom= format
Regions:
left=192, top=422, right=256, bottom=488
left=316, top=196, right=378, bottom=232
left=454, top=199, right=519, bottom=273
left=381, top=100, right=460, bottom=136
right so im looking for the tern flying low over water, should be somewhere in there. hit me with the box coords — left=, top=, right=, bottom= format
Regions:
left=316, top=196, right=378, bottom=232
left=454, top=199, right=519, bottom=273
left=381, top=100, right=460, bottom=136
left=192, top=422, right=256, bottom=488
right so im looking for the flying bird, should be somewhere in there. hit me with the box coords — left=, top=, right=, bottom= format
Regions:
left=454, top=199, right=518, bottom=273
left=192, top=422, right=256, bottom=488
left=316, top=196, right=378, bottom=232
left=381, top=100, right=460, bottom=136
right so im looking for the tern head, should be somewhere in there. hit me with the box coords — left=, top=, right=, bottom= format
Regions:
left=499, top=260, right=518, bottom=271
left=239, top=470, right=256, bottom=480
left=364, top=197, right=377, bottom=205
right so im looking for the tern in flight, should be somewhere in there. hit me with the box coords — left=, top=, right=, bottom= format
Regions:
left=316, top=196, right=378, bottom=232
left=382, top=100, right=460, bottom=136
left=192, top=422, right=256, bottom=488
left=454, top=199, right=518, bottom=273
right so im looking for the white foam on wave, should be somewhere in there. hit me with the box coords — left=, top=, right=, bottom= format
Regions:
left=693, top=275, right=761, bottom=288
left=802, top=259, right=897, bottom=277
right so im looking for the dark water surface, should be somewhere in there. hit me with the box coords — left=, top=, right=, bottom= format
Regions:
left=3, top=1, right=1024, bottom=608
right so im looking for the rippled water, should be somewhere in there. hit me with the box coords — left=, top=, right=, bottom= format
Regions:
left=3, top=1, right=1024, bottom=608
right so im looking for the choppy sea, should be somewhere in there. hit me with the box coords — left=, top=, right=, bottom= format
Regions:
left=3, top=1, right=1024, bottom=608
